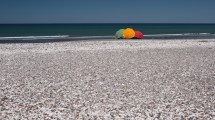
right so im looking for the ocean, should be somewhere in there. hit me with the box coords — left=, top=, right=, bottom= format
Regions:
left=0, top=23, right=215, bottom=40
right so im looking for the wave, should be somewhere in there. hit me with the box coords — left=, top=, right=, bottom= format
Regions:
left=143, top=33, right=215, bottom=39
left=0, top=35, right=70, bottom=40
left=0, top=35, right=115, bottom=41
left=145, top=33, right=211, bottom=36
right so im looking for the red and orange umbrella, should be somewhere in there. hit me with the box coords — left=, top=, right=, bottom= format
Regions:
left=135, top=31, right=144, bottom=39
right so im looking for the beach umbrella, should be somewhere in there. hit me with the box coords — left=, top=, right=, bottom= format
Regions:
left=123, top=28, right=135, bottom=39
left=135, top=31, right=144, bottom=39
left=115, top=29, right=124, bottom=39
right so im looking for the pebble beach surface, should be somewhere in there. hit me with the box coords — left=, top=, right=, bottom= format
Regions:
left=0, top=39, right=215, bottom=119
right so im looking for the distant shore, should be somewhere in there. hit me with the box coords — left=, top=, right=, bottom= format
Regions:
left=1, top=39, right=215, bottom=119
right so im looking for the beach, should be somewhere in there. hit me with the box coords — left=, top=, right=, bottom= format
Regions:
left=0, top=39, right=215, bottom=119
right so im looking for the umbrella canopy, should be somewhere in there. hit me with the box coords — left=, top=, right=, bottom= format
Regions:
left=135, top=31, right=144, bottom=39
left=115, top=29, right=124, bottom=39
left=123, top=28, right=135, bottom=39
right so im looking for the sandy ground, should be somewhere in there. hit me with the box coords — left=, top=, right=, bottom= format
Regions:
left=0, top=39, right=215, bottom=119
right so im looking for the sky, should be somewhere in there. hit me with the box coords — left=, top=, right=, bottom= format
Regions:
left=0, top=0, right=215, bottom=23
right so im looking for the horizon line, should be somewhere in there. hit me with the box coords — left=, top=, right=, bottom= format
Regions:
left=1, top=23, right=215, bottom=24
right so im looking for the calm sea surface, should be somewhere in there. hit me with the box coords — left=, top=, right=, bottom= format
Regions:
left=0, top=24, right=215, bottom=37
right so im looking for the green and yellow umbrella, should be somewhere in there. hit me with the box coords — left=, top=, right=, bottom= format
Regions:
left=115, top=29, right=124, bottom=39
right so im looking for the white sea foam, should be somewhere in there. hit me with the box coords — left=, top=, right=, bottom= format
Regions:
left=0, top=35, right=115, bottom=41
left=144, top=34, right=182, bottom=37
left=144, top=33, right=211, bottom=37
left=0, top=35, right=69, bottom=40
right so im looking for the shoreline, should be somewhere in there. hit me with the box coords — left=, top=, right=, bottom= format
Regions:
left=0, top=39, right=215, bottom=54
left=1, top=33, right=215, bottom=43
left=0, top=39, right=215, bottom=56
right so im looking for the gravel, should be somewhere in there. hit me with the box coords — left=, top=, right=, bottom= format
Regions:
left=0, top=39, right=215, bottom=119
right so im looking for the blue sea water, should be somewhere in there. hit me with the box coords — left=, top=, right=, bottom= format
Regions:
left=0, top=24, right=215, bottom=40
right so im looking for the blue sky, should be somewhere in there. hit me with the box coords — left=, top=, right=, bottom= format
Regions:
left=0, top=0, right=215, bottom=23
